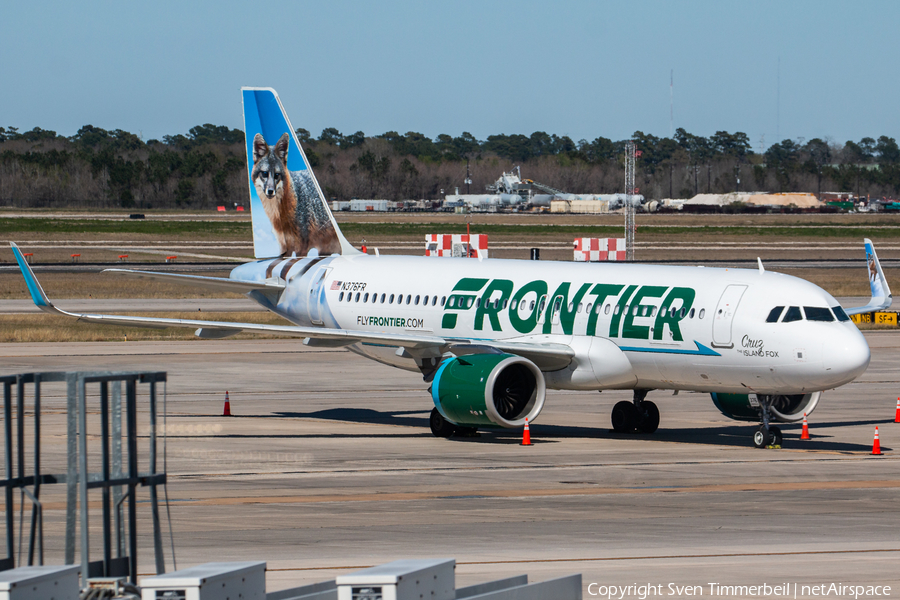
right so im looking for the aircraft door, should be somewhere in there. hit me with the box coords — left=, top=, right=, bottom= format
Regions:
left=712, top=284, right=747, bottom=348
left=307, top=267, right=331, bottom=325
left=550, top=297, right=563, bottom=325
left=535, top=295, right=548, bottom=324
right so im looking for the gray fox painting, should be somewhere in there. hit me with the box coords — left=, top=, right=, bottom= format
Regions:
left=251, top=132, right=340, bottom=257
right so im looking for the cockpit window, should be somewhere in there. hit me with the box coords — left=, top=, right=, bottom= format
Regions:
left=766, top=306, right=784, bottom=323
left=832, top=306, right=850, bottom=322
left=782, top=306, right=802, bottom=322
left=804, top=307, right=835, bottom=322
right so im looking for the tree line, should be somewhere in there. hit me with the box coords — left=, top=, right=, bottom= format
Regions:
left=2, top=123, right=899, bottom=209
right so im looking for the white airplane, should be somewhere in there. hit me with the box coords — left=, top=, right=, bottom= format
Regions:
left=10, top=88, right=892, bottom=448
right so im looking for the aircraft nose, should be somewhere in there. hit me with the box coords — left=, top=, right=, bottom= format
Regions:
left=824, top=327, right=870, bottom=384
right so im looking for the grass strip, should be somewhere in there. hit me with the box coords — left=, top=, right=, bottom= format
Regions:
left=4, top=218, right=900, bottom=240
left=0, top=218, right=251, bottom=236
left=0, top=312, right=295, bottom=343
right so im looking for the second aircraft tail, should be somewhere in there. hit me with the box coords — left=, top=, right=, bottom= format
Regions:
left=845, top=238, right=892, bottom=315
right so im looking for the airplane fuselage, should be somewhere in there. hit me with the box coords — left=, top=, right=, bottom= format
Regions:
left=231, top=254, right=870, bottom=396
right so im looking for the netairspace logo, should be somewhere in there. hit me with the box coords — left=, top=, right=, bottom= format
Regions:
left=586, top=582, right=892, bottom=599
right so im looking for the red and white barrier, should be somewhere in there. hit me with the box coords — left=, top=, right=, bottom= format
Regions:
left=574, top=238, right=626, bottom=262
left=426, top=234, right=489, bottom=258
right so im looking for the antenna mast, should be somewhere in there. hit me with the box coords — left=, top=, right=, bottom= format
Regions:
left=464, top=159, right=472, bottom=194
left=776, top=57, right=780, bottom=142
left=625, top=141, right=636, bottom=261
left=669, top=70, right=674, bottom=138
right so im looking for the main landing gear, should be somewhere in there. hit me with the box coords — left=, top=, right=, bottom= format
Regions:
left=611, top=389, right=659, bottom=434
left=430, top=408, right=456, bottom=438
left=752, top=395, right=782, bottom=449
left=429, top=408, right=478, bottom=438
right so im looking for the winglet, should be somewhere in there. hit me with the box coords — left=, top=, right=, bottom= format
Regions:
left=845, top=238, right=892, bottom=315
left=10, top=242, right=55, bottom=310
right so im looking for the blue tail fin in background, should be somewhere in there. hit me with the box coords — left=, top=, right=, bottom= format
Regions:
left=845, top=238, right=892, bottom=315
left=242, top=87, right=357, bottom=259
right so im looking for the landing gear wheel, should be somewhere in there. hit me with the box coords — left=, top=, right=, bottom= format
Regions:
left=638, top=401, right=660, bottom=433
left=753, top=426, right=768, bottom=448
left=430, top=408, right=456, bottom=438
left=611, top=401, right=638, bottom=433
left=769, top=426, right=783, bottom=447
left=455, top=426, right=480, bottom=438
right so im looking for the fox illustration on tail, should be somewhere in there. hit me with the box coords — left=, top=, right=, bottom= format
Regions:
left=251, top=132, right=339, bottom=257
left=243, top=88, right=352, bottom=259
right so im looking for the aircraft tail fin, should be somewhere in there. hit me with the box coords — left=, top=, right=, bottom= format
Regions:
left=241, top=87, right=358, bottom=259
left=845, top=238, right=892, bottom=315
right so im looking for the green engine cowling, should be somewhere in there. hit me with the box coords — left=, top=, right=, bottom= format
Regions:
left=431, top=353, right=546, bottom=428
left=710, top=392, right=822, bottom=422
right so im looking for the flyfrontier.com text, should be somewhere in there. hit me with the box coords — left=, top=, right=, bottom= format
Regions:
left=586, top=582, right=892, bottom=599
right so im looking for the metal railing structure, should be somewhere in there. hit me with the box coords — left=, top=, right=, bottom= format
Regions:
left=0, top=370, right=169, bottom=584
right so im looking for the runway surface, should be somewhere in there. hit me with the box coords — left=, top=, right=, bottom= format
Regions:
left=1, top=335, right=899, bottom=596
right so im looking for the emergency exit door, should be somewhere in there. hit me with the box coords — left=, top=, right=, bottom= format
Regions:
left=712, top=284, right=747, bottom=348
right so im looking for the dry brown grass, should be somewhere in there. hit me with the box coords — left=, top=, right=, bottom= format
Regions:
left=0, top=270, right=240, bottom=299
left=0, top=248, right=252, bottom=264
left=0, top=312, right=293, bottom=343
left=854, top=322, right=897, bottom=330
left=777, top=268, right=900, bottom=298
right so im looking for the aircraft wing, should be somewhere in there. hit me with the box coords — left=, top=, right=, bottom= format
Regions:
left=103, top=268, right=286, bottom=294
left=10, top=243, right=575, bottom=368
left=844, top=238, right=893, bottom=315
left=11, top=242, right=440, bottom=348
left=489, top=341, right=575, bottom=371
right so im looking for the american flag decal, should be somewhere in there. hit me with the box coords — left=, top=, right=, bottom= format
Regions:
left=330, top=280, right=342, bottom=290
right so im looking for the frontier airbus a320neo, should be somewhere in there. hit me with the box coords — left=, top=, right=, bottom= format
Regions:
left=11, top=88, right=892, bottom=447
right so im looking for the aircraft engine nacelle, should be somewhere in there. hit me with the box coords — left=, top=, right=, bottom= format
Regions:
left=710, top=392, right=822, bottom=422
left=431, top=354, right=546, bottom=428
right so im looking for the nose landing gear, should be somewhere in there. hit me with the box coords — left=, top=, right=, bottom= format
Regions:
left=611, top=389, right=659, bottom=434
left=753, top=424, right=782, bottom=448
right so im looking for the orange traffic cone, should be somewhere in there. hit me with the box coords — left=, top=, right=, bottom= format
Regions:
left=521, top=418, right=532, bottom=446
left=223, top=391, right=232, bottom=417
left=872, top=426, right=882, bottom=455
left=895, top=397, right=900, bottom=423
left=801, top=413, right=810, bottom=440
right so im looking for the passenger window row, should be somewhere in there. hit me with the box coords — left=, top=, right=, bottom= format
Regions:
left=338, top=291, right=447, bottom=307
left=765, top=305, right=849, bottom=323
left=338, top=289, right=708, bottom=321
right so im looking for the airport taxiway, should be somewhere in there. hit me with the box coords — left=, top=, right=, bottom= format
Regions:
left=1, top=335, right=899, bottom=596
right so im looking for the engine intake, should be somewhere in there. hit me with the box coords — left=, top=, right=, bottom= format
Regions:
left=431, top=353, right=546, bottom=428
left=710, top=392, right=822, bottom=422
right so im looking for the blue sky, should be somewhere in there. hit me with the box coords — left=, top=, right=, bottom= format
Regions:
left=1, top=0, right=898, bottom=149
